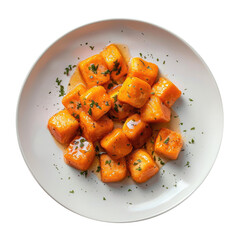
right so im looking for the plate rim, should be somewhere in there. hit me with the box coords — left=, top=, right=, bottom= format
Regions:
left=16, top=18, right=224, bottom=223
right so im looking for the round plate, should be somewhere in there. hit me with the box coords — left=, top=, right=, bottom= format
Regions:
left=17, top=19, right=223, bottom=222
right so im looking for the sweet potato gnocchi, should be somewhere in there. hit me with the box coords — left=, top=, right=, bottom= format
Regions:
left=48, top=43, right=183, bottom=184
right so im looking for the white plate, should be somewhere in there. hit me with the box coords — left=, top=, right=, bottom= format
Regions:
left=17, top=19, right=223, bottom=222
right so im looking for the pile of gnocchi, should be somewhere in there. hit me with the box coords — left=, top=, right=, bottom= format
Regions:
left=48, top=44, right=183, bottom=184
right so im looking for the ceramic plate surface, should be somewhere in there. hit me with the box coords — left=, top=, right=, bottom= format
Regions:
left=17, top=19, right=223, bottom=222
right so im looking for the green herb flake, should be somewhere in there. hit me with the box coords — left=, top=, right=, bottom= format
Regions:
left=59, top=85, right=65, bottom=97
left=89, top=46, right=94, bottom=50
left=114, top=104, right=119, bottom=112
left=80, top=170, right=88, bottom=177
left=136, top=166, right=142, bottom=171
left=164, top=137, right=170, bottom=144
left=191, top=127, right=195, bottom=130
left=139, top=53, right=143, bottom=57
left=102, top=69, right=110, bottom=76
left=189, top=98, right=194, bottom=102
left=105, top=160, right=111, bottom=166
left=163, top=60, right=165, bottom=64
left=103, top=197, right=106, bottom=200
left=77, top=103, right=82, bottom=109
left=113, top=95, right=118, bottom=103
left=128, top=189, right=132, bottom=192
left=69, top=190, right=74, bottom=194
left=88, top=64, right=99, bottom=74
left=185, top=161, right=191, bottom=167
left=96, top=166, right=101, bottom=173
left=107, top=83, right=114, bottom=89
left=56, top=78, right=62, bottom=85
left=88, top=108, right=92, bottom=116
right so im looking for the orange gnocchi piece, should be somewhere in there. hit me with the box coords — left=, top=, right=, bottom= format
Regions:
left=100, top=129, right=133, bottom=160
left=48, top=110, right=79, bottom=144
left=152, top=77, right=181, bottom=107
left=100, top=154, right=127, bottom=182
left=62, top=84, right=86, bottom=120
left=123, top=114, right=152, bottom=148
left=128, top=57, right=158, bottom=86
left=78, top=54, right=110, bottom=88
left=118, top=77, right=151, bottom=108
left=80, top=86, right=112, bottom=121
left=154, top=128, right=183, bottom=160
left=79, top=111, right=114, bottom=142
left=108, top=85, right=135, bottom=120
left=140, top=95, right=171, bottom=123
left=64, top=136, right=95, bottom=171
left=127, top=149, right=159, bottom=183
left=101, top=44, right=128, bottom=81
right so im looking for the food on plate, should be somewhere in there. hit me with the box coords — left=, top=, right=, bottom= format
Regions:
left=48, top=43, right=183, bottom=184
left=152, top=77, right=181, bottom=107
left=101, top=44, right=128, bottom=81
left=128, top=57, right=158, bottom=86
left=80, top=86, right=111, bottom=121
left=154, top=128, right=183, bottom=160
left=100, top=128, right=133, bottom=160
left=122, top=114, right=152, bottom=148
left=48, top=109, right=79, bottom=144
left=64, top=136, right=95, bottom=171
left=79, top=111, right=114, bottom=142
left=62, top=84, right=86, bottom=119
left=100, top=154, right=127, bottom=182
left=108, top=85, right=135, bottom=120
left=127, top=149, right=159, bottom=183
left=78, top=54, right=110, bottom=88
left=118, top=77, right=151, bottom=108
left=140, top=95, right=171, bottom=123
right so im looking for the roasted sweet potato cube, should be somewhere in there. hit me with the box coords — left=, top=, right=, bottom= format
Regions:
left=123, top=114, right=152, bottom=148
left=108, top=85, right=135, bottom=120
left=101, top=44, right=128, bottom=81
left=100, top=154, right=127, bottom=182
left=100, top=129, right=133, bottom=160
left=80, top=86, right=112, bottom=121
left=62, top=84, right=86, bottom=120
left=127, top=149, right=159, bottom=183
left=155, top=128, right=183, bottom=160
left=79, top=111, right=114, bottom=142
left=118, top=77, right=151, bottom=108
left=152, top=77, right=181, bottom=107
left=140, top=96, right=171, bottom=123
left=128, top=57, right=158, bottom=86
left=47, top=110, right=79, bottom=144
left=64, top=136, right=95, bottom=171
left=78, top=54, right=110, bottom=88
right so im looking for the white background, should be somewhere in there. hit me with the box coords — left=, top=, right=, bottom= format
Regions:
left=1, top=0, right=239, bottom=239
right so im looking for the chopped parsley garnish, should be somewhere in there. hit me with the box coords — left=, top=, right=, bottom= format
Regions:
left=80, top=170, right=88, bottom=177
left=189, top=139, right=195, bottom=144
left=163, top=60, right=165, bottom=64
left=189, top=98, right=193, bottom=102
left=105, top=101, right=110, bottom=106
left=164, top=137, right=170, bottom=144
left=64, top=65, right=75, bottom=76
left=112, top=60, right=120, bottom=71
left=185, top=161, right=190, bottom=167
left=59, top=85, right=65, bottom=97
left=136, top=166, right=142, bottom=171
left=102, top=69, right=110, bottom=76
left=89, top=46, right=94, bottom=50
left=96, top=166, right=101, bottom=172
left=79, top=138, right=86, bottom=148
left=56, top=78, right=62, bottom=85
left=77, top=103, right=82, bottom=109
left=88, top=64, right=99, bottom=74
left=116, top=66, right=122, bottom=75
left=128, top=189, right=132, bottom=192
left=107, top=83, right=113, bottom=89
left=69, top=190, right=74, bottom=194
left=114, top=104, right=119, bottom=112
left=105, top=160, right=111, bottom=166
left=103, top=197, right=106, bottom=200
left=191, top=127, right=195, bottom=130
left=113, top=95, right=118, bottom=103
left=88, top=108, right=92, bottom=115
left=139, top=53, right=143, bottom=57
